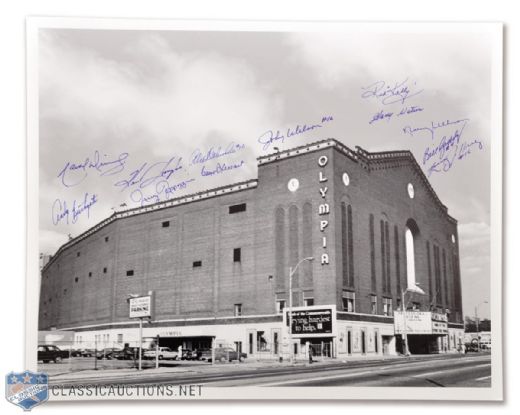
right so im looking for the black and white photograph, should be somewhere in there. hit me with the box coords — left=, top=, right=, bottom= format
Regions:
left=24, top=18, right=502, bottom=402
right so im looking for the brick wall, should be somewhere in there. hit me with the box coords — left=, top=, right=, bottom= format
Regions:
left=39, top=141, right=463, bottom=330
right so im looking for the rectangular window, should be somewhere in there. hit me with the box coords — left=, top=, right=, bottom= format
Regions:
left=77, top=252, right=80, bottom=257
left=105, top=236, right=109, bottom=242
left=369, top=214, right=376, bottom=292
left=162, top=221, right=170, bottom=228
left=234, top=303, right=242, bottom=317
left=229, top=203, right=246, bottom=214
left=74, top=277, right=79, bottom=283
left=103, top=267, right=107, bottom=274
left=304, top=298, right=314, bottom=307
left=117, top=334, right=123, bottom=343
left=383, top=297, right=393, bottom=316
left=126, top=270, right=134, bottom=276
left=88, top=272, right=92, bottom=277
left=193, top=260, right=202, bottom=268
left=233, top=248, right=241, bottom=263
left=342, top=291, right=355, bottom=312
left=371, top=295, right=378, bottom=314
left=276, top=300, right=286, bottom=314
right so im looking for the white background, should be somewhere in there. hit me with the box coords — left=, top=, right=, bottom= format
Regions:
left=0, top=0, right=518, bottom=413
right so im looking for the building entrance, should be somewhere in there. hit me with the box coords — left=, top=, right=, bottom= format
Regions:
left=307, top=338, right=334, bottom=358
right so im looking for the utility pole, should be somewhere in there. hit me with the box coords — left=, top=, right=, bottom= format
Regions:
left=287, top=257, right=314, bottom=363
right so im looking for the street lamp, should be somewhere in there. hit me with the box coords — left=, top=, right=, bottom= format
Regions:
left=475, top=300, right=488, bottom=352
left=288, top=257, right=314, bottom=362
left=401, top=284, right=425, bottom=356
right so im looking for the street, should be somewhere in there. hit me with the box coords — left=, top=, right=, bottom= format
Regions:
left=48, top=353, right=491, bottom=388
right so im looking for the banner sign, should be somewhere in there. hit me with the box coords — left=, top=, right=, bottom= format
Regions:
left=290, top=308, right=333, bottom=335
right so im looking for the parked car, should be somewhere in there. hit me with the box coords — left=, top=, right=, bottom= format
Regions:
left=38, top=345, right=69, bottom=363
left=143, top=347, right=178, bottom=360
left=70, top=349, right=83, bottom=357
left=80, top=349, right=95, bottom=357
left=196, top=348, right=213, bottom=361
left=180, top=349, right=193, bottom=360
left=113, top=347, right=143, bottom=360
left=209, top=347, right=247, bottom=363
left=95, top=348, right=120, bottom=360
left=465, top=342, right=479, bottom=352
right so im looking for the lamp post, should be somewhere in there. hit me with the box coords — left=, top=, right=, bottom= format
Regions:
left=475, top=301, right=488, bottom=352
left=288, top=257, right=314, bottom=363
left=401, top=284, right=425, bottom=356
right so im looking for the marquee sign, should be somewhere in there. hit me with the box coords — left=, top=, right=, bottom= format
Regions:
left=394, top=311, right=448, bottom=335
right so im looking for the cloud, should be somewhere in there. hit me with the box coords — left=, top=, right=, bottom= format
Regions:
left=39, top=31, right=284, bottom=254
left=40, top=32, right=283, bottom=158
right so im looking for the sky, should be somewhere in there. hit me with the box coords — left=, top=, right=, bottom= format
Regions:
left=38, top=26, right=495, bottom=319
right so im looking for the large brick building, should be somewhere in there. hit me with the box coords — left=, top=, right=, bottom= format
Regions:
left=39, top=138, right=464, bottom=358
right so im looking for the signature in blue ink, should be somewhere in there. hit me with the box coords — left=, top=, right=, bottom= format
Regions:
left=201, top=160, right=245, bottom=177
left=369, top=110, right=394, bottom=125
left=130, top=178, right=196, bottom=207
left=258, top=116, right=333, bottom=151
left=114, top=156, right=183, bottom=192
left=361, top=78, right=423, bottom=106
left=403, top=117, right=484, bottom=176
left=191, top=142, right=245, bottom=165
left=403, top=118, right=470, bottom=140
left=427, top=139, right=484, bottom=176
left=57, top=151, right=129, bottom=187
left=369, top=106, right=424, bottom=125
left=52, top=193, right=98, bottom=225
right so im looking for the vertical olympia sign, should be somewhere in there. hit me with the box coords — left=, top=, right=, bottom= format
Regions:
left=318, top=155, right=330, bottom=266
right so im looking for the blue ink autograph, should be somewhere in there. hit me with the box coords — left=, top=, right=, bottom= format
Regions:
left=369, top=106, right=424, bottom=125
left=402, top=118, right=470, bottom=141
left=57, top=151, right=129, bottom=187
left=361, top=78, right=423, bottom=106
left=52, top=193, right=98, bottom=225
left=191, top=142, right=245, bottom=165
left=114, top=156, right=183, bottom=192
left=258, top=116, right=333, bottom=151
left=201, top=160, right=245, bottom=177
left=402, top=118, right=484, bottom=176
left=130, top=178, right=196, bottom=207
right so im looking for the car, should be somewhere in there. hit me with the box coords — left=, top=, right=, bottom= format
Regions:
left=113, top=347, right=144, bottom=360
left=194, top=348, right=212, bottom=361
left=143, top=347, right=178, bottom=360
left=38, top=345, right=69, bottom=363
left=95, top=348, right=120, bottom=360
left=180, top=349, right=193, bottom=360
left=209, top=347, right=247, bottom=363
left=70, top=349, right=84, bottom=357
left=80, top=349, right=95, bottom=357
left=465, top=342, right=479, bottom=352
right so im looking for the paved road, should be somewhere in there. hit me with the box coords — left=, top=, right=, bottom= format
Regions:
left=51, top=353, right=491, bottom=388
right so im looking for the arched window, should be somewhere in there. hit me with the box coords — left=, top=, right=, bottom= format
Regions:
left=405, top=228, right=415, bottom=289
left=405, top=219, right=420, bottom=289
